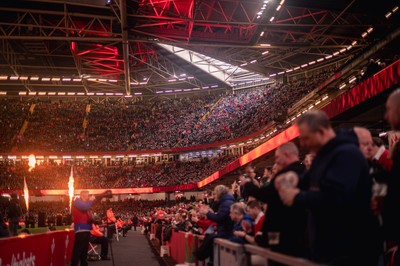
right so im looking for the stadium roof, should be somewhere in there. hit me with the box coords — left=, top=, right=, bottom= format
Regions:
left=0, top=0, right=398, bottom=95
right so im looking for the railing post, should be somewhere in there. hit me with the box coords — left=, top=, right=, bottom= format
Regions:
left=213, top=238, right=220, bottom=266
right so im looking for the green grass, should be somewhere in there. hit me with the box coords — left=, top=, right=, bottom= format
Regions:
left=18, top=225, right=70, bottom=235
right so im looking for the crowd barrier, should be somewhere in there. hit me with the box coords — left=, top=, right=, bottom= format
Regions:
left=214, top=238, right=247, bottom=266
left=149, top=224, right=206, bottom=265
left=244, top=244, right=322, bottom=266
left=149, top=227, right=321, bottom=266
left=0, top=229, right=75, bottom=266
left=214, top=238, right=323, bottom=266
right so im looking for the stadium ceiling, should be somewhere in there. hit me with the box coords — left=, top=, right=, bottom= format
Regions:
left=0, top=0, right=398, bottom=95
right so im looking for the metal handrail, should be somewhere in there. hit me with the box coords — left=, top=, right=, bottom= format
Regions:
left=212, top=238, right=324, bottom=266
left=244, top=244, right=324, bottom=266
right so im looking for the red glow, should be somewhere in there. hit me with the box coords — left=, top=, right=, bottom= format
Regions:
left=71, top=42, right=76, bottom=53
left=72, top=43, right=122, bottom=77
left=197, top=125, right=300, bottom=188
left=40, top=187, right=153, bottom=196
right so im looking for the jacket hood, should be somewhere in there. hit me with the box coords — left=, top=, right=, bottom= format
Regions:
left=220, top=193, right=235, bottom=202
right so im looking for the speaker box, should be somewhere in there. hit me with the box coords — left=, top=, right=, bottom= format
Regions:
left=38, top=212, right=46, bottom=227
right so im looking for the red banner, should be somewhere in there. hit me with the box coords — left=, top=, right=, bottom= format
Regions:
left=0, top=229, right=75, bottom=265
left=39, top=187, right=153, bottom=196
left=323, top=59, right=400, bottom=118
left=152, top=183, right=198, bottom=193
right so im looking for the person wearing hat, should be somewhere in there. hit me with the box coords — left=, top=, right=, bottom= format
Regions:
left=71, top=190, right=94, bottom=266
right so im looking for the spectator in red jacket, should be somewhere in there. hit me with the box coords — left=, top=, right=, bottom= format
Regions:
left=71, top=190, right=93, bottom=266
left=190, top=210, right=216, bottom=235
left=372, top=137, right=392, bottom=171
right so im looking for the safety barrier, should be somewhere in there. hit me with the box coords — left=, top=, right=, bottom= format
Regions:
left=214, top=238, right=247, bottom=266
left=149, top=228, right=322, bottom=266
left=244, top=244, right=322, bottom=266
left=213, top=238, right=323, bottom=266
left=0, top=229, right=75, bottom=265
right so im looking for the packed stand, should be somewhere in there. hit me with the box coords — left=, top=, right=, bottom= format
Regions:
left=16, top=100, right=86, bottom=152
left=85, top=95, right=218, bottom=151
left=0, top=99, right=31, bottom=152
left=1, top=67, right=340, bottom=153
left=186, top=66, right=337, bottom=146
left=0, top=154, right=238, bottom=190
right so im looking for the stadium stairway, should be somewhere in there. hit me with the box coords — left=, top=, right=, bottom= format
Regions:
left=196, top=96, right=224, bottom=126
left=95, top=230, right=161, bottom=266
left=82, top=103, right=90, bottom=130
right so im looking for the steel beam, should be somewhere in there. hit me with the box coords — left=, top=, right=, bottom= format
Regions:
left=120, top=0, right=131, bottom=95
left=0, top=40, right=32, bottom=91
left=129, top=43, right=208, bottom=89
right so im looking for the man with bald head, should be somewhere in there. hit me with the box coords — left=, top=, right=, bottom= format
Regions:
left=354, top=127, right=374, bottom=160
left=354, top=127, right=388, bottom=197
left=354, top=127, right=385, bottom=260
left=240, top=142, right=307, bottom=259
left=278, top=110, right=379, bottom=265
left=383, top=88, right=400, bottom=264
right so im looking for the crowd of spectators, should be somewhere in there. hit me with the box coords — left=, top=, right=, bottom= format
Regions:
left=1, top=66, right=340, bottom=153
left=0, top=99, right=30, bottom=151
left=15, top=199, right=175, bottom=224
left=2, top=56, right=398, bottom=154
left=0, top=154, right=238, bottom=190
left=0, top=197, right=182, bottom=235
left=186, top=66, right=337, bottom=145
left=17, top=100, right=86, bottom=152
left=86, top=95, right=217, bottom=151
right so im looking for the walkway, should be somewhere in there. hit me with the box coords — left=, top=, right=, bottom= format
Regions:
left=93, top=230, right=163, bottom=266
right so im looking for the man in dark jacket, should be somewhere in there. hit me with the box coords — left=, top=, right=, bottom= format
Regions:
left=8, top=193, right=23, bottom=236
left=200, top=185, right=235, bottom=238
left=240, top=142, right=308, bottom=258
left=384, top=88, right=400, bottom=264
left=278, top=110, right=379, bottom=266
left=196, top=185, right=234, bottom=262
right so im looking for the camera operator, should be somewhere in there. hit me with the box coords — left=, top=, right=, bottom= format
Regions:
left=71, top=190, right=95, bottom=266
